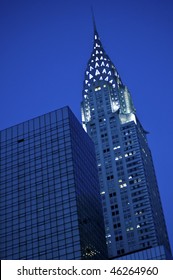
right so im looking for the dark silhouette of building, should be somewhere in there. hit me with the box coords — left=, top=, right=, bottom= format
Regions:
left=81, top=18, right=172, bottom=259
left=0, top=106, right=107, bottom=260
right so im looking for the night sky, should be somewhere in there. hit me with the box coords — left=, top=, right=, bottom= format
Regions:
left=1, top=0, right=173, bottom=254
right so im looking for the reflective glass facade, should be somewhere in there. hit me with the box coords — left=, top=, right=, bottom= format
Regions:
left=113, top=245, right=172, bottom=260
left=0, top=106, right=107, bottom=260
left=81, top=24, right=172, bottom=259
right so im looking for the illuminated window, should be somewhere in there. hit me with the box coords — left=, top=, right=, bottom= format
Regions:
left=89, top=74, right=93, bottom=79
left=100, top=191, right=105, bottom=195
left=95, top=86, right=101, bottom=92
left=95, top=69, right=100, bottom=76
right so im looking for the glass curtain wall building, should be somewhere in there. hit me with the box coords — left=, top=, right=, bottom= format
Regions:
left=0, top=106, right=107, bottom=260
left=81, top=21, right=172, bottom=259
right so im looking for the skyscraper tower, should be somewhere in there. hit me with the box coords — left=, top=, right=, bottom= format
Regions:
left=81, top=18, right=171, bottom=259
left=0, top=106, right=107, bottom=260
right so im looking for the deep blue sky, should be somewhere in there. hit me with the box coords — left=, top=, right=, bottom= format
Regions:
left=1, top=0, right=173, bottom=254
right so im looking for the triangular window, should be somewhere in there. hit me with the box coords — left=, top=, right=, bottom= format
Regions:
left=89, top=74, right=93, bottom=79
left=95, top=57, right=99, bottom=61
left=100, top=56, right=103, bottom=60
left=108, top=71, right=111, bottom=75
left=96, top=50, right=99, bottom=54
left=106, top=63, right=110, bottom=67
left=109, top=79, right=113, bottom=83
left=95, top=62, right=99, bottom=68
left=96, top=43, right=100, bottom=47
left=101, top=62, right=105, bottom=66
left=105, top=76, right=109, bottom=81
left=90, top=66, right=94, bottom=71
left=99, top=76, right=103, bottom=80
left=102, top=69, right=106, bottom=74
left=95, top=69, right=100, bottom=76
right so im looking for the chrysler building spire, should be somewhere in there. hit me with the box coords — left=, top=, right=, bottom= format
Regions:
left=81, top=18, right=171, bottom=259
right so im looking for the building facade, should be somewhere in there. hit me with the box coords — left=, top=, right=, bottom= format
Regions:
left=81, top=22, right=172, bottom=259
left=0, top=106, right=107, bottom=260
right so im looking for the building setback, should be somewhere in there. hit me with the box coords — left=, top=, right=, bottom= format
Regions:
left=81, top=21, right=172, bottom=259
left=0, top=106, right=107, bottom=260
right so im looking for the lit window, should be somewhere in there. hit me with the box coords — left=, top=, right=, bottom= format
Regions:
left=95, top=69, right=100, bottom=76
left=95, top=86, right=101, bottom=91
left=100, top=191, right=105, bottom=195
left=89, top=74, right=93, bottom=79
